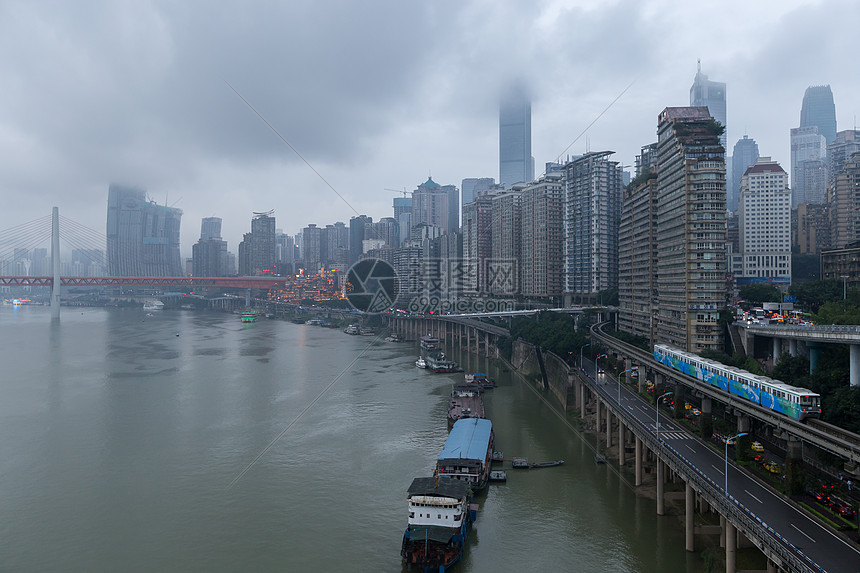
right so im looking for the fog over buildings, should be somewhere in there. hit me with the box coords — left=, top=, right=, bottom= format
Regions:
left=1, top=1, right=859, bottom=254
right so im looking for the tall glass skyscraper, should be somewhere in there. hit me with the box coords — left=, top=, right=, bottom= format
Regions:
left=689, top=61, right=726, bottom=150
left=730, top=136, right=760, bottom=212
left=800, top=85, right=837, bottom=145
left=499, top=86, right=534, bottom=189
left=106, top=184, right=183, bottom=277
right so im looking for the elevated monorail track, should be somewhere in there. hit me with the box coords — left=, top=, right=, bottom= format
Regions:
left=591, top=322, right=860, bottom=467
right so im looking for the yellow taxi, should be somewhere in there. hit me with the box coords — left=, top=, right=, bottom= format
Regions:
left=751, top=441, right=764, bottom=453
left=763, top=461, right=781, bottom=474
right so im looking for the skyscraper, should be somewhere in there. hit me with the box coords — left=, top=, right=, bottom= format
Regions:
left=655, top=107, right=726, bottom=352
left=499, top=86, right=534, bottom=189
left=349, top=215, right=372, bottom=265
left=462, top=193, right=494, bottom=293
left=411, top=177, right=456, bottom=233
left=106, top=184, right=183, bottom=277
left=689, top=61, right=727, bottom=150
left=730, top=136, right=760, bottom=212
left=800, top=85, right=837, bottom=145
left=461, top=178, right=496, bottom=207
left=520, top=172, right=563, bottom=299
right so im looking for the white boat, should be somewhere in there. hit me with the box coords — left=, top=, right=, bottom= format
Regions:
left=415, top=357, right=427, bottom=369
left=143, top=301, right=165, bottom=311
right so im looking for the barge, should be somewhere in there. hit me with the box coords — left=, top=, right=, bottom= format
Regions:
left=447, top=384, right=485, bottom=430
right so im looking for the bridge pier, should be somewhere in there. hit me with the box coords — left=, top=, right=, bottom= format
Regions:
left=789, top=338, right=798, bottom=357
left=656, top=459, right=665, bottom=515
left=686, top=482, right=695, bottom=552
left=772, top=337, right=782, bottom=364
left=635, top=437, right=643, bottom=486
left=618, top=421, right=625, bottom=466
left=808, top=341, right=823, bottom=374
left=851, top=344, right=860, bottom=387
left=725, top=520, right=737, bottom=573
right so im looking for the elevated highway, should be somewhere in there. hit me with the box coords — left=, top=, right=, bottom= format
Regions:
left=591, top=322, right=860, bottom=472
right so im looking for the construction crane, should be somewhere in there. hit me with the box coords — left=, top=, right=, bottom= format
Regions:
left=384, top=188, right=411, bottom=197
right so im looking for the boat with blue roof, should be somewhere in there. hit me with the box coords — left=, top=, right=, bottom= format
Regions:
left=436, top=418, right=495, bottom=491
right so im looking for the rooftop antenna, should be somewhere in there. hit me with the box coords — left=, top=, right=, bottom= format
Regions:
left=697, top=58, right=701, bottom=73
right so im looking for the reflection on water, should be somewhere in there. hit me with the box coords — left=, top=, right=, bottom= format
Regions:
left=0, top=306, right=699, bottom=572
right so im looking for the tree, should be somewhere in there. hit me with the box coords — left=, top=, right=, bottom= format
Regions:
left=739, top=284, right=782, bottom=304
left=788, top=280, right=842, bottom=313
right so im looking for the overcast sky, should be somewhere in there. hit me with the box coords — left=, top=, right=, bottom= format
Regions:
left=1, top=0, right=857, bottom=258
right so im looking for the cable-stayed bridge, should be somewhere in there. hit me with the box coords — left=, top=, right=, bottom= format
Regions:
left=0, top=208, right=286, bottom=318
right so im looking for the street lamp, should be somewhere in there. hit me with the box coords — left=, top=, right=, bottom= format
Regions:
left=580, top=343, right=590, bottom=371
left=656, top=391, right=673, bottom=442
left=725, top=432, right=749, bottom=496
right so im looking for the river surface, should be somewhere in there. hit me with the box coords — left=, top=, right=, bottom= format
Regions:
left=0, top=306, right=702, bottom=571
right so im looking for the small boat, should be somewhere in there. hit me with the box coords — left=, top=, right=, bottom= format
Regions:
left=465, top=373, right=496, bottom=389
left=143, top=300, right=164, bottom=311
left=529, top=460, right=564, bottom=469
left=384, top=332, right=403, bottom=342
left=240, top=310, right=257, bottom=323
left=489, top=471, right=507, bottom=483
left=415, top=357, right=427, bottom=369
left=344, top=324, right=360, bottom=335
left=511, top=457, right=529, bottom=469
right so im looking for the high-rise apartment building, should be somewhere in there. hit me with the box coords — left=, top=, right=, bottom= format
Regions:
left=412, top=177, right=457, bottom=233
left=200, top=217, right=222, bottom=241
left=689, top=61, right=727, bottom=150
left=618, top=172, right=658, bottom=345
left=828, top=152, right=860, bottom=248
left=106, top=184, right=183, bottom=277
left=491, top=189, right=522, bottom=296
left=238, top=212, right=276, bottom=275
left=800, top=85, right=837, bottom=145
left=792, top=203, right=831, bottom=254
left=827, top=130, right=860, bottom=186
left=499, top=86, right=534, bottom=189
left=461, top=178, right=496, bottom=207
left=738, top=158, right=791, bottom=286
left=349, top=215, right=372, bottom=265
left=562, top=151, right=622, bottom=303
left=393, top=196, right=412, bottom=246
left=520, top=172, right=564, bottom=300
left=655, top=107, right=726, bottom=352
left=192, top=237, right=228, bottom=277
left=302, top=224, right=322, bottom=275
left=790, top=126, right=827, bottom=207
left=730, top=136, right=760, bottom=212
left=462, top=194, right=494, bottom=293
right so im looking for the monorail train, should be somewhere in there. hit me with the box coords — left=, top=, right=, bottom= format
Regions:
left=653, top=344, right=821, bottom=421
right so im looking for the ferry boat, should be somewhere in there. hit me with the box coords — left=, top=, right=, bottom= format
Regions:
left=401, top=476, right=476, bottom=572
left=447, top=384, right=485, bottom=430
left=420, top=334, right=440, bottom=351
left=143, top=300, right=165, bottom=311
left=344, top=324, right=360, bottom=335
left=240, top=310, right=257, bottom=323
left=415, top=357, right=427, bottom=369
left=437, top=418, right=494, bottom=491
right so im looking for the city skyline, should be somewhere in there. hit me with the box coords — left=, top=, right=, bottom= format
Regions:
left=1, top=1, right=859, bottom=254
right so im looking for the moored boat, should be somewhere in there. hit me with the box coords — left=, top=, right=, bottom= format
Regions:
left=447, top=384, right=485, bottom=430
left=384, top=332, right=404, bottom=342
left=415, top=357, right=427, bottom=369
left=420, top=334, right=440, bottom=351
left=465, top=373, right=496, bottom=389
left=437, top=418, right=494, bottom=491
left=401, top=476, right=476, bottom=572
left=344, top=324, right=360, bottom=335
left=143, top=300, right=165, bottom=311
left=425, top=352, right=460, bottom=373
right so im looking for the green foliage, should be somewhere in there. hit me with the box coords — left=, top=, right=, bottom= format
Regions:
left=627, top=170, right=657, bottom=190
left=814, top=299, right=860, bottom=325
left=739, top=284, right=782, bottom=304
left=788, top=280, right=842, bottom=313
left=607, top=329, right=650, bottom=351
left=598, top=288, right=619, bottom=307
left=505, top=312, right=589, bottom=362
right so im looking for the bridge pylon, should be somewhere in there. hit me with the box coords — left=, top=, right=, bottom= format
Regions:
left=51, top=207, right=60, bottom=319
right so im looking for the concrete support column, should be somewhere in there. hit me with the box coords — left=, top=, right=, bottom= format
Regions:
left=766, top=559, right=778, bottom=573
left=685, top=482, right=695, bottom=551
left=606, top=410, right=612, bottom=447
left=719, top=515, right=726, bottom=548
left=772, top=337, right=781, bottom=364
left=596, top=399, right=602, bottom=435
left=635, top=437, right=643, bottom=486
left=725, top=520, right=737, bottom=573
left=580, top=384, right=586, bottom=419
left=789, top=338, right=798, bottom=357
left=737, top=415, right=750, bottom=434
left=618, top=423, right=626, bottom=466
left=808, top=342, right=822, bottom=374
left=656, top=460, right=665, bottom=515
left=851, top=344, right=860, bottom=387
left=702, top=397, right=712, bottom=416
